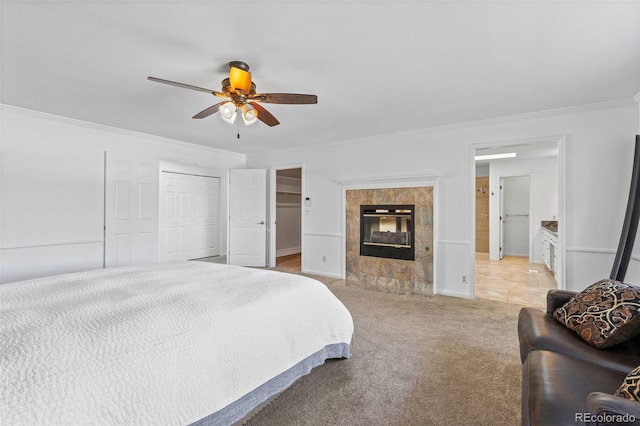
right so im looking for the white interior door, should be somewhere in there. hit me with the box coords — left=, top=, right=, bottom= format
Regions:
left=104, top=152, right=159, bottom=267
left=192, top=175, right=220, bottom=259
left=161, top=173, right=220, bottom=262
left=499, top=178, right=505, bottom=260
left=502, top=176, right=530, bottom=257
left=161, top=173, right=190, bottom=261
left=268, top=169, right=277, bottom=267
left=229, top=169, right=267, bottom=266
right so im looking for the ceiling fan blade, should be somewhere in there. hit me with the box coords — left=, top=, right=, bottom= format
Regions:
left=252, top=93, right=317, bottom=104
left=148, top=76, right=224, bottom=96
left=192, top=102, right=224, bottom=119
left=249, top=102, right=280, bottom=127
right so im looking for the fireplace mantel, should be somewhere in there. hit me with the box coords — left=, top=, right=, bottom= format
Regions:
left=337, top=174, right=440, bottom=188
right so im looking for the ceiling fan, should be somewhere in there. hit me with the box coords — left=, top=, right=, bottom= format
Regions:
left=148, top=61, right=317, bottom=128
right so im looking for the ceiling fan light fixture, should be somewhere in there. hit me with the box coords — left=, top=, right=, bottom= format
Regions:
left=241, top=104, right=258, bottom=126
left=149, top=60, right=318, bottom=131
left=219, top=102, right=237, bottom=124
left=229, top=66, right=252, bottom=93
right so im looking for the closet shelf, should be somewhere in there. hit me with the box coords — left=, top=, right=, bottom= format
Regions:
left=276, top=190, right=302, bottom=195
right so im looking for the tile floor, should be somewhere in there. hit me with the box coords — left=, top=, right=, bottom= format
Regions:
left=474, top=252, right=556, bottom=309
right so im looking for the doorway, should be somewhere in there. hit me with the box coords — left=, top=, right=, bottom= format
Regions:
left=273, top=168, right=302, bottom=272
left=472, top=138, right=563, bottom=307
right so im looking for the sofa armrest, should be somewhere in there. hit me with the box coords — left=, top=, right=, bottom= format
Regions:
left=546, top=289, right=578, bottom=314
left=586, top=392, right=640, bottom=425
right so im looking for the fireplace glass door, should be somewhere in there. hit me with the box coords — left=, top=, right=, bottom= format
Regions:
left=360, top=205, right=415, bottom=260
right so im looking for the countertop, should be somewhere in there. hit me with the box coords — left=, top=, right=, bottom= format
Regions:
left=541, top=220, right=558, bottom=237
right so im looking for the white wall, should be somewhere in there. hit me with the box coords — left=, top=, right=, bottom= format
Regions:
left=488, top=156, right=558, bottom=262
left=0, top=105, right=245, bottom=283
left=247, top=99, right=640, bottom=295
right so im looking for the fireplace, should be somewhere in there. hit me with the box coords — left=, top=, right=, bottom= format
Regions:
left=360, top=204, right=415, bottom=260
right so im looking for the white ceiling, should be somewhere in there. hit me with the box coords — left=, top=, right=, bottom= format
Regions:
left=2, top=1, right=639, bottom=155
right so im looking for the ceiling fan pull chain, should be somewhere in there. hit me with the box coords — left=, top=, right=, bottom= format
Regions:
left=237, top=117, right=240, bottom=139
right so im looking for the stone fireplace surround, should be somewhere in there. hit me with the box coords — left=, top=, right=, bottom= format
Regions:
left=346, top=187, right=433, bottom=295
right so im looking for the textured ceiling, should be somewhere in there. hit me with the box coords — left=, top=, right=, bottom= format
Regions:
left=2, top=1, right=639, bottom=155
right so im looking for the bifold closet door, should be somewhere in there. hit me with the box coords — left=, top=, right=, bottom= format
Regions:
left=161, top=173, right=220, bottom=262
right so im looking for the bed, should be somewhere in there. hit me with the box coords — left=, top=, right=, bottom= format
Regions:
left=0, top=262, right=354, bottom=425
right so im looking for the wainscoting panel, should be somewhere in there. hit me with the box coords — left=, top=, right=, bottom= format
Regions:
left=1, top=241, right=104, bottom=284
left=563, top=248, right=640, bottom=291
left=303, top=233, right=342, bottom=278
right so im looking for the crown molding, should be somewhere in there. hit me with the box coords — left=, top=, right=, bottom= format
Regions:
left=1, top=103, right=245, bottom=160
left=250, top=97, right=638, bottom=158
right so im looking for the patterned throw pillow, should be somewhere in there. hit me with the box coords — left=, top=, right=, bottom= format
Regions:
left=615, top=365, right=640, bottom=401
left=553, top=279, right=640, bottom=349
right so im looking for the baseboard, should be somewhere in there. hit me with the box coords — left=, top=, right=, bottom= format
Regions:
left=302, top=269, right=344, bottom=279
left=276, top=247, right=301, bottom=257
left=436, top=289, right=473, bottom=299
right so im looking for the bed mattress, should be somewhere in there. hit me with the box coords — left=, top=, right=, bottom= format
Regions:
left=0, top=262, right=354, bottom=425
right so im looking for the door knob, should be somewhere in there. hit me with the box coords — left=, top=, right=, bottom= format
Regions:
left=257, top=220, right=265, bottom=225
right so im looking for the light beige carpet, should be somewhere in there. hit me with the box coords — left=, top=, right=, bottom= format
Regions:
left=244, top=277, right=524, bottom=426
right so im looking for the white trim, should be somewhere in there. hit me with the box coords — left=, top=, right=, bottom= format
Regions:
left=305, top=232, right=343, bottom=238
left=1, top=240, right=104, bottom=250
left=438, top=240, right=471, bottom=246
left=2, top=105, right=246, bottom=160
left=557, top=135, right=567, bottom=290
left=248, top=98, right=637, bottom=156
left=159, top=159, right=229, bottom=178
left=566, top=247, right=616, bottom=255
left=302, top=270, right=344, bottom=280
left=268, top=169, right=277, bottom=267
left=276, top=247, right=301, bottom=258
left=563, top=247, right=640, bottom=270
left=437, top=290, right=474, bottom=299
left=337, top=174, right=440, bottom=188
left=469, top=134, right=567, bottom=292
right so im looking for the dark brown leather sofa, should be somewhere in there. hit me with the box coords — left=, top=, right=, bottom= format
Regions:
left=518, top=289, right=640, bottom=426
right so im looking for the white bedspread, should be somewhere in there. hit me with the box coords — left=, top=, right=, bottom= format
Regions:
left=0, top=262, right=354, bottom=425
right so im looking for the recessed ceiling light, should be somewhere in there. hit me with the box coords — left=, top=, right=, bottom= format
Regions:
left=475, top=152, right=517, bottom=161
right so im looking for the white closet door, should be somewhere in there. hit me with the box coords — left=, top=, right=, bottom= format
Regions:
left=191, top=176, right=220, bottom=259
left=104, top=153, right=159, bottom=268
left=161, top=174, right=191, bottom=261
left=161, top=173, right=220, bottom=262
left=229, top=169, right=267, bottom=267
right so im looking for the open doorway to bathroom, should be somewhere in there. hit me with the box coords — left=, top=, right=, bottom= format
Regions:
left=473, top=140, right=562, bottom=309
left=273, top=167, right=303, bottom=273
